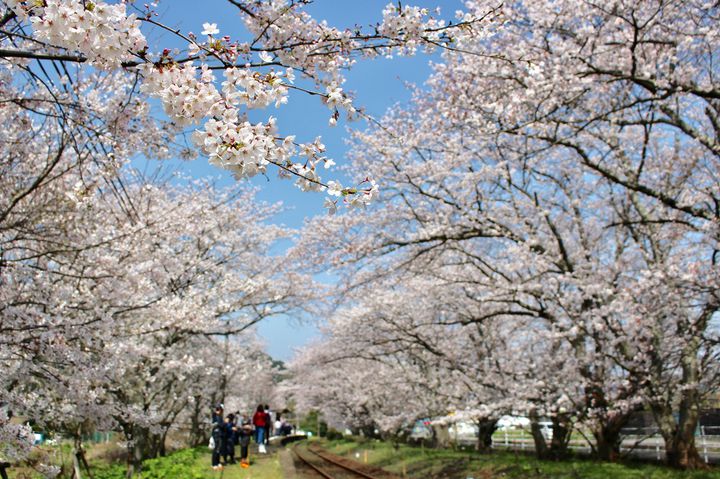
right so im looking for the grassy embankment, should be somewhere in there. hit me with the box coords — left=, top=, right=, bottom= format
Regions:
left=320, top=436, right=720, bottom=479
left=9, top=436, right=720, bottom=478
left=7, top=443, right=283, bottom=479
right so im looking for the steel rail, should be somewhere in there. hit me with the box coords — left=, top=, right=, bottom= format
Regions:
left=293, top=446, right=336, bottom=479
left=294, top=444, right=388, bottom=479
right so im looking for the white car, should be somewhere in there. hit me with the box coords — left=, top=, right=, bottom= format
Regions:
left=496, top=415, right=531, bottom=430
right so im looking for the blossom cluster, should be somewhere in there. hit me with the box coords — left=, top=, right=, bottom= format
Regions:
left=138, top=62, right=293, bottom=124
left=380, top=4, right=432, bottom=39
left=138, top=60, right=377, bottom=200
left=1, top=0, right=496, bottom=212
left=6, top=0, right=146, bottom=68
left=139, top=63, right=222, bottom=126
left=194, top=114, right=283, bottom=181
left=222, top=66, right=290, bottom=109
left=379, top=3, right=447, bottom=55
left=323, top=178, right=379, bottom=215
left=139, top=60, right=331, bottom=191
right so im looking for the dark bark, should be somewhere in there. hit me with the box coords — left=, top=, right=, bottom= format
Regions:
left=121, top=424, right=153, bottom=478
left=78, top=449, right=94, bottom=479
left=126, top=438, right=144, bottom=479
left=529, top=413, right=572, bottom=460
left=358, top=422, right=381, bottom=440
left=144, top=431, right=165, bottom=459
left=158, top=430, right=168, bottom=457
left=529, top=412, right=549, bottom=459
left=188, top=395, right=207, bottom=447
left=592, top=418, right=625, bottom=461
left=654, top=386, right=705, bottom=469
left=666, top=432, right=704, bottom=470
left=651, top=307, right=715, bottom=470
left=70, top=430, right=95, bottom=479
left=548, top=416, right=572, bottom=460
left=585, top=384, right=636, bottom=461
left=72, top=447, right=82, bottom=479
left=475, top=419, right=497, bottom=453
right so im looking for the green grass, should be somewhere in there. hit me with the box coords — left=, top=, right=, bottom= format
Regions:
left=320, top=437, right=720, bottom=479
left=8, top=445, right=284, bottom=479
left=13, top=436, right=716, bottom=479
left=91, top=447, right=285, bottom=479
left=84, top=448, right=206, bottom=479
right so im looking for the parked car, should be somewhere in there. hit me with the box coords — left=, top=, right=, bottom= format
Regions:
left=497, top=415, right=531, bottom=430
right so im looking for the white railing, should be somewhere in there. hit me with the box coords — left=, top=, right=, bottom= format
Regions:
left=481, top=425, right=720, bottom=464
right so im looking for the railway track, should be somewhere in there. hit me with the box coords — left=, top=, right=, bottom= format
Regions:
left=292, top=444, right=397, bottom=479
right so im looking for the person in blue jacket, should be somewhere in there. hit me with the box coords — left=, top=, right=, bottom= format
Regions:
left=224, top=413, right=238, bottom=464
left=210, top=405, right=225, bottom=470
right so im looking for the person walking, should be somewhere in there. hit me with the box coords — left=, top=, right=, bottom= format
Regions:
left=252, top=404, right=267, bottom=454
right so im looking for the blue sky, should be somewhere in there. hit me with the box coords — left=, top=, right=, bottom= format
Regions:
left=142, top=0, right=463, bottom=361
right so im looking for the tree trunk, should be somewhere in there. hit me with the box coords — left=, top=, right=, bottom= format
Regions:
left=475, top=419, right=497, bottom=453
left=655, top=389, right=704, bottom=469
left=667, top=433, right=704, bottom=469
left=188, top=395, right=207, bottom=447
left=79, top=450, right=94, bottom=479
left=583, top=377, right=635, bottom=461
left=360, top=423, right=380, bottom=439
left=529, top=412, right=548, bottom=459
left=431, top=424, right=450, bottom=449
left=72, top=432, right=89, bottom=479
left=653, top=336, right=706, bottom=469
left=126, top=439, right=145, bottom=479
left=72, top=451, right=82, bottom=479
left=593, top=425, right=621, bottom=461
left=592, top=412, right=632, bottom=461
left=145, top=431, right=164, bottom=459
left=123, top=425, right=151, bottom=478
left=125, top=435, right=145, bottom=479
left=158, top=429, right=168, bottom=457
left=548, top=416, right=572, bottom=460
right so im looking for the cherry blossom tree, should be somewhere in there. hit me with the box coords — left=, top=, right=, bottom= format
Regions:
left=0, top=0, right=500, bottom=209
left=449, top=0, right=718, bottom=467
left=293, top=0, right=719, bottom=469
left=1, top=148, right=314, bottom=476
left=0, top=1, right=497, bottom=467
left=295, top=121, right=652, bottom=458
left=284, top=276, right=511, bottom=450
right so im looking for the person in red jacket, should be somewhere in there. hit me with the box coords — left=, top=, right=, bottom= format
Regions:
left=252, top=404, right=267, bottom=453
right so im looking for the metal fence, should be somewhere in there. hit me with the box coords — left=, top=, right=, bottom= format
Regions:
left=484, top=425, right=720, bottom=464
